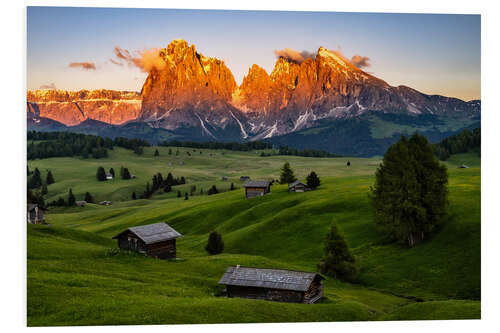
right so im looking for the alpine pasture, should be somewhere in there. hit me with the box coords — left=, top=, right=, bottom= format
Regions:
left=27, top=146, right=481, bottom=325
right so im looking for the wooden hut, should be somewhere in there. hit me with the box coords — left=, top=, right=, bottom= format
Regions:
left=76, top=200, right=87, bottom=207
left=112, top=222, right=182, bottom=259
left=218, top=266, right=324, bottom=304
left=243, top=180, right=271, bottom=198
left=288, top=180, right=310, bottom=192
left=27, top=204, right=45, bottom=224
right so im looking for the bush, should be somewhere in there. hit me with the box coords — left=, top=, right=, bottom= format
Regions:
left=205, top=231, right=224, bottom=255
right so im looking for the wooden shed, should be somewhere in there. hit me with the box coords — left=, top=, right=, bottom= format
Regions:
left=112, top=222, right=182, bottom=259
left=218, top=266, right=324, bottom=304
left=27, top=204, right=45, bottom=224
left=288, top=180, right=310, bottom=192
left=243, top=180, right=271, bottom=198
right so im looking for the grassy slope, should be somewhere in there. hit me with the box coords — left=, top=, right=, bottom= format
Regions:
left=27, top=150, right=480, bottom=325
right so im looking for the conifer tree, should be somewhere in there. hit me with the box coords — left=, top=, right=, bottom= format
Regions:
left=46, top=170, right=55, bottom=185
left=318, top=222, right=357, bottom=281
left=154, top=149, right=159, bottom=157
left=370, top=133, right=448, bottom=247
left=122, top=168, right=131, bottom=180
left=132, top=191, right=136, bottom=200
left=230, top=182, right=235, bottom=191
left=67, top=188, right=76, bottom=206
left=41, top=183, right=48, bottom=195
left=29, top=168, right=42, bottom=189
left=306, top=171, right=321, bottom=189
left=185, top=192, right=189, bottom=200
left=84, top=192, right=93, bottom=203
left=168, top=148, right=172, bottom=155
left=109, top=168, right=115, bottom=178
left=96, top=167, right=107, bottom=181
left=279, top=162, right=297, bottom=184
left=177, top=190, right=181, bottom=198
left=205, top=231, right=224, bottom=255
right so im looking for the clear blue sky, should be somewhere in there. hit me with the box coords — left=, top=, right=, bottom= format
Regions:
left=27, top=7, right=481, bottom=101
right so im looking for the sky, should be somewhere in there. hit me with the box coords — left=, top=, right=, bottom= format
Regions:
left=27, top=7, right=481, bottom=101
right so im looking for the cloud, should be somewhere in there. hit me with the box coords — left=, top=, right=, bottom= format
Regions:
left=274, top=48, right=317, bottom=64
left=109, top=58, right=123, bottom=66
left=69, top=62, right=96, bottom=71
left=113, top=46, right=167, bottom=72
left=39, top=83, right=57, bottom=90
left=351, top=55, right=371, bottom=69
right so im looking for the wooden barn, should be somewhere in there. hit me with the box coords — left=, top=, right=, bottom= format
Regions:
left=218, top=266, right=324, bottom=304
left=243, top=180, right=271, bottom=198
left=27, top=204, right=45, bottom=224
left=289, top=180, right=310, bottom=192
left=112, top=222, right=182, bottom=259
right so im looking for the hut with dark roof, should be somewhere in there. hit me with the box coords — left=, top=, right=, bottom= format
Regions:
left=112, top=222, right=182, bottom=259
left=243, top=180, right=271, bottom=198
left=27, top=204, right=45, bottom=224
left=218, top=266, right=324, bottom=304
left=288, top=180, right=310, bottom=192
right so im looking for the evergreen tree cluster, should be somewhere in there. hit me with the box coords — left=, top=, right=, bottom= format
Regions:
left=141, top=172, right=186, bottom=198
left=432, top=128, right=480, bottom=160
left=27, top=131, right=150, bottom=160
left=370, top=133, right=448, bottom=247
left=159, top=140, right=273, bottom=151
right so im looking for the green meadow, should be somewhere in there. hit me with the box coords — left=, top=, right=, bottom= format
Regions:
left=27, top=147, right=481, bottom=326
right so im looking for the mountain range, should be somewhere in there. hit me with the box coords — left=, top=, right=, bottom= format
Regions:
left=27, top=39, right=480, bottom=156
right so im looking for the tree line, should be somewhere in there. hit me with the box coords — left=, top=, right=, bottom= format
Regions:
left=432, top=128, right=480, bottom=161
left=27, top=131, right=150, bottom=160
left=159, top=140, right=273, bottom=151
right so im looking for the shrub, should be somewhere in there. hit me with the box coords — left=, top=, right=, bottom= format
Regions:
left=205, top=231, right=224, bottom=255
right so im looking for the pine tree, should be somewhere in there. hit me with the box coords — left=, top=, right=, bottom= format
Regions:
left=46, top=170, right=55, bottom=185
left=168, top=148, right=172, bottom=155
left=184, top=192, right=189, bottom=200
left=207, top=185, right=218, bottom=195
left=164, top=184, right=172, bottom=193
left=166, top=173, right=174, bottom=186
left=41, top=183, right=48, bottom=195
left=177, top=190, right=181, bottom=198
left=29, top=168, right=42, bottom=189
left=132, top=191, right=136, bottom=200
left=279, top=162, right=297, bottom=184
left=84, top=192, right=93, bottom=203
left=67, top=188, right=76, bottom=206
left=180, top=176, right=186, bottom=184
left=230, top=182, right=235, bottom=191
left=205, top=231, right=224, bottom=255
left=370, top=133, right=448, bottom=247
left=306, top=171, right=321, bottom=189
left=120, top=166, right=124, bottom=178
left=96, top=167, right=107, bottom=181
left=109, top=168, right=115, bottom=178
left=27, top=165, right=31, bottom=176
left=318, top=222, right=357, bottom=281
left=154, top=149, right=159, bottom=157
left=122, top=168, right=131, bottom=180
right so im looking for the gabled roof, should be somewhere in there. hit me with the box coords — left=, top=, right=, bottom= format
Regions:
left=218, top=266, right=324, bottom=292
left=289, top=180, right=307, bottom=188
left=244, top=180, right=270, bottom=188
left=112, top=222, right=182, bottom=244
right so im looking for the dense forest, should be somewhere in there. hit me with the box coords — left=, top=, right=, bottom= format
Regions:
left=433, top=128, right=480, bottom=161
left=27, top=131, right=150, bottom=160
left=160, top=140, right=338, bottom=157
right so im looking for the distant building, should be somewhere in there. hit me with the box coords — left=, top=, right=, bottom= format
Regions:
left=288, top=180, right=310, bottom=193
left=27, top=204, right=45, bottom=224
left=131, top=174, right=136, bottom=179
left=75, top=201, right=87, bottom=207
left=243, top=180, right=271, bottom=198
left=240, top=176, right=251, bottom=181
left=99, top=201, right=112, bottom=206
left=112, top=222, right=182, bottom=259
left=459, top=164, right=469, bottom=169
left=106, top=173, right=114, bottom=180
left=218, top=266, right=324, bottom=304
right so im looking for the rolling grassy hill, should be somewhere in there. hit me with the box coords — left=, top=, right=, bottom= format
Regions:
left=27, top=148, right=481, bottom=325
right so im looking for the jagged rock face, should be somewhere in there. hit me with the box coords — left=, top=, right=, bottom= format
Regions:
left=140, top=40, right=238, bottom=127
left=28, top=40, right=480, bottom=141
left=27, top=89, right=141, bottom=126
